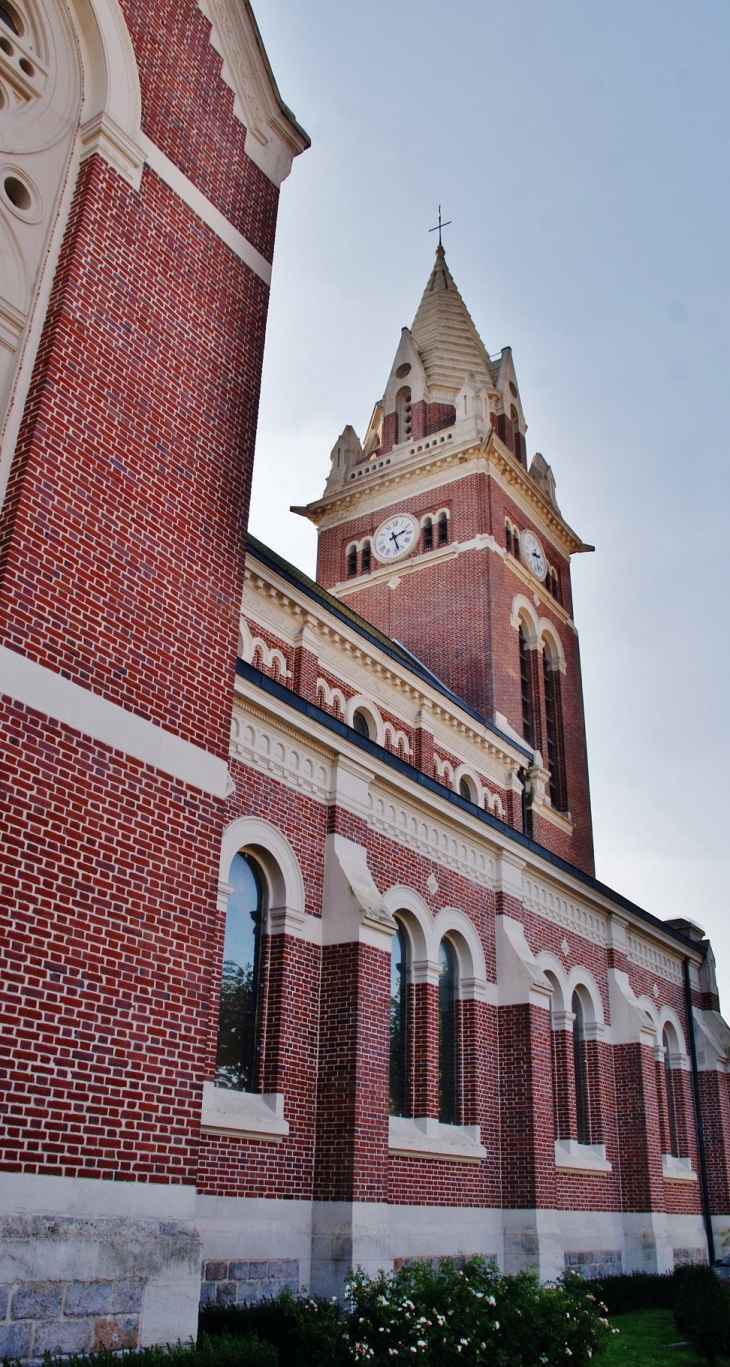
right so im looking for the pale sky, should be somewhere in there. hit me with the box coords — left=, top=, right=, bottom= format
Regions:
left=248, top=0, right=730, bottom=1003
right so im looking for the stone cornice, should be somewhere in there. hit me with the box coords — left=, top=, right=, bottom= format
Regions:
left=297, top=425, right=587, bottom=558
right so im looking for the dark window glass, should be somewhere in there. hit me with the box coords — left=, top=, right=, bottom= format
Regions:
left=215, top=853, right=265, bottom=1092
left=513, top=530, right=521, bottom=561
left=423, top=520, right=433, bottom=551
left=346, top=548, right=357, bottom=577
left=543, top=656, right=564, bottom=811
left=390, top=922, right=410, bottom=1116
left=361, top=543, right=371, bottom=574
left=437, top=515, right=448, bottom=545
left=506, top=525, right=512, bottom=555
left=519, top=626, right=532, bottom=746
left=438, top=939, right=459, bottom=1124
left=0, top=4, right=19, bottom=31
left=352, top=709, right=370, bottom=738
left=572, top=991, right=590, bottom=1144
left=459, top=776, right=473, bottom=802
left=663, top=1029, right=680, bottom=1158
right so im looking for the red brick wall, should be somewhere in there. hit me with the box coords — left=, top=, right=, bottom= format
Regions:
left=119, top=0, right=279, bottom=259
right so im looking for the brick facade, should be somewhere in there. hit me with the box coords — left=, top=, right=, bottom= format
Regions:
left=1, top=0, right=729, bottom=1354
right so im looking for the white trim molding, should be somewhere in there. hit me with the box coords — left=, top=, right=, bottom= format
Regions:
left=389, top=1116, right=485, bottom=1164
left=139, top=134, right=272, bottom=284
left=662, top=1154, right=697, bottom=1183
left=555, top=1139, right=612, bottom=1175
left=0, top=646, right=230, bottom=796
left=200, top=1082, right=289, bottom=1141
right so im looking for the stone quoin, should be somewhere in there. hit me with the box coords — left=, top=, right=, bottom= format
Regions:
left=1, top=0, right=729, bottom=1357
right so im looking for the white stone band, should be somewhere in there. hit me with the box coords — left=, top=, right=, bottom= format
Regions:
left=139, top=135, right=273, bottom=286
left=0, top=646, right=230, bottom=798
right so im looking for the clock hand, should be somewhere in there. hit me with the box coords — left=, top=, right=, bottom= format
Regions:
left=390, top=531, right=403, bottom=549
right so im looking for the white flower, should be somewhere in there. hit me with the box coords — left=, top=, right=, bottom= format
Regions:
left=494, top=1322, right=499, bottom=1330
left=416, top=1341, right=426, bottom=1348
left=487, top=1295, right=496, bottom=1306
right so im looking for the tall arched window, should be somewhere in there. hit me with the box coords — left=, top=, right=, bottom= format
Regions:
left=663, top=1026, right=680, bottom=1158
left=519, top=625, right=533, bottom=746
left=361, top=541, right=371, bottom=574
left=215, top=852, right=265, bottom=1092
left=346, top=546, right=357, bottom=577
left=396, top=386, right=412, bottom=443
left=438, top=939, right=459, bottom=1124
left=390, top=921, right=410, bottom=1116
left=543, top=651, right=566, bottom=812
left=423, top=518, right=434, bottom=551
left=572, top=990, right=591, bottom=1144
left=437, top=513, right=449, bottom=545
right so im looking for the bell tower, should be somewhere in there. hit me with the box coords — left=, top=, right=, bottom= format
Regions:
left=294, top=246, right=595, bottom=874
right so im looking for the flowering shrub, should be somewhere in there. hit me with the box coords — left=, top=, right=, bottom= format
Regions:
left=341, top=1257, right=614, bottom=1367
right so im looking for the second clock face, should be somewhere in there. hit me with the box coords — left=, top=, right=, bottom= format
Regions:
left=373, top=514, right=418, bottom=563
left=522, top=530, right=547, bottom=581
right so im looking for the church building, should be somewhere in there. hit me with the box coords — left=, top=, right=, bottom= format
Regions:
left=1, top=0, right=730, bottom=1358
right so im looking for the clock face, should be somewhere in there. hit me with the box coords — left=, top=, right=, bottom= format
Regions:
left=522, top=531, right=547, bottom=581
left=372, top=514, right=418, bottom=563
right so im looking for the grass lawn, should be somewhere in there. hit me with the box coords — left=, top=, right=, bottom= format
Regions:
left=600, top=1308, right=730, bottom=1367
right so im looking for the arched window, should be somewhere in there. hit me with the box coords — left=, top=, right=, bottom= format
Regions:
left=346, top=546, right=357, bottom=577
left=543, top=652, right=566, bottom=812
left=390, top=921, right=410, bottom=1116
left=513, top=528, right=521, bottom=561
left=396, top=386, right=412, bottom=443
left=437, top=513, right=449, bottom=546
left=519, top=625, right=533, bottom=746
left=361, top=541, right=371, bottom=574
left=458, top=775, right=476, bottom=803
left=572, top=990, right=591, bottom=1144
left=438, top=939, right=459, bottom=1124
left=505, top=522, right=512, bottom=556
left=352, top=708, right=370, bottom=738
left=423, top=518, right=433, bottom=551
left=215, top=852, right=265, bottom=1092
left=663, top=1026, right=681, bottom=1158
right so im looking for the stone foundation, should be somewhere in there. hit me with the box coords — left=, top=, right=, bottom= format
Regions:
left=564, top=1250, right=623, bottom=1279
left=200, top=1259, right=299, bottom=1307
left=0, top=1278, right=142, bottom=1360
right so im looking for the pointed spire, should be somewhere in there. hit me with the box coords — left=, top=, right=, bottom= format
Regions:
left=410, top=245, right=492, bottom=397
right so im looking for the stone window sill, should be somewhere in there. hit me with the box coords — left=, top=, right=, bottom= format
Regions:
left=555, top=1139, right=612, bottom=1174
left=200, top=1081, right=289, bottom=1141
left=662, top=1153, right=697, bottom=1183
left=389, top=1116, right=485, bottom=1163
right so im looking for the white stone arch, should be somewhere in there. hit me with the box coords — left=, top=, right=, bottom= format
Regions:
left=383, top=886, right=433, bottom=964
left=383, top=721, right=411, bottom=757
left=536, top=951, right=569, bottom=1014
left=636, top=994, right=660, bottom=1038
left=539, top=619, right=566, bottom=673
left=433, top=906, right=488, bottom=1001
left=658, top=1006, right=689, bottom=1066
left=346, top=694, right=384, bottom=746
left=434, top=754, right=454, bottom=786
left=219, top=815, right=305, bottom=931
left=237, top=615, right=254, bottom=662
left=434, top=507, right=450, bottom=523
left=510, top=593, right=541, bottom=647
left=567, top=965, right=605, bottom=1031
left=453, top=763, right=483, bottom=807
